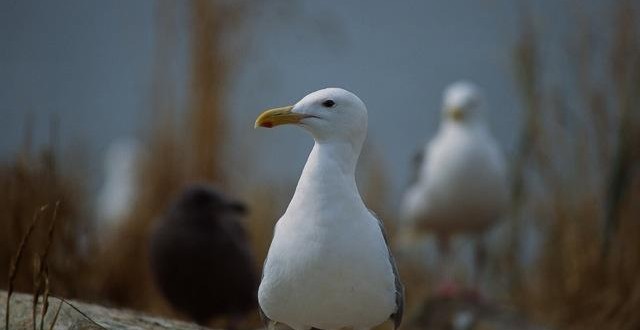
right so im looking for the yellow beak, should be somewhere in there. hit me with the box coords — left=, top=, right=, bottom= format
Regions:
left=447, top=106, right=465, bottom=121
left=254, top=105, right=304, bottom=128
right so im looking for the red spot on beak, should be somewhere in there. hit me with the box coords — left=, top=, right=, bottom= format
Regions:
left=262, top=122, right=273, bottom=128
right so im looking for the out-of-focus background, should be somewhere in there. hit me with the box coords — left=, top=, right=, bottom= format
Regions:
left=1, top=0, right=639, bottom=329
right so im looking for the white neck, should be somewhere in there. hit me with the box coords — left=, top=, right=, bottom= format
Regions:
left=286, top=140, right=365, bottom=218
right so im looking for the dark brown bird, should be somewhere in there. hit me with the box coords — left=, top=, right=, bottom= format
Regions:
left=149, top=184, right=258, bottom=326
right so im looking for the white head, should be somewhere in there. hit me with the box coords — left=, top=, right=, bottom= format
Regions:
left=442, top=81, right=483, bottom=123
left=255, top=88, right=368, bottom=147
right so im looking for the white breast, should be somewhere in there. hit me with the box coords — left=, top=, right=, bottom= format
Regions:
left=259, top=209, right=396, bottom=330
left=403, top=125, right=509, bottom=233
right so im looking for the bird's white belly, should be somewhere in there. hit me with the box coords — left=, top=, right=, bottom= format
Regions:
left=409, top=133, right=508, bottom=233
left=259, top=217, right=396, bottom=330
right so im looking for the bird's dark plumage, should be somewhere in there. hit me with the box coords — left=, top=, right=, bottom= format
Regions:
left=149, top=184, right=258, bottom=325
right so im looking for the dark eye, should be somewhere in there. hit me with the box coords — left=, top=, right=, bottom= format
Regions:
left=322, top=99, right=335, bottom=108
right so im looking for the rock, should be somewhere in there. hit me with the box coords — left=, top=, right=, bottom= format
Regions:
left=0, top=290, right=216, bottom=330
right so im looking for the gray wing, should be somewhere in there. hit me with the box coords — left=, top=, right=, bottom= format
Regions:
left=369, top=210, right=405, bottom=329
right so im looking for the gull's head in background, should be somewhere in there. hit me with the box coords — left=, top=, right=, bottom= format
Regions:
left=255, top=88, right=368, bottom=148
left=104, top=138, right=140, bottom=179
left=442, top=80, right=484, bottom=124
left=97, top=138, right=142, bottom=228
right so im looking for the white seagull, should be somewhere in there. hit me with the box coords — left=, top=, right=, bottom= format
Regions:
left=255, top=88, right=404, bottom=330
left=400, top=81, right=509, bottom=294
left=96, top=138, right=141, bottom=237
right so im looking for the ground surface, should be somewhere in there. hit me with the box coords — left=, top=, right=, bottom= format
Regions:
left=1, top=290, right=551, bottom=330
left=0, top=290, right=211, bottom=330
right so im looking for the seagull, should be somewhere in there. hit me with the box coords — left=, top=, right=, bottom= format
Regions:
left=255, top=88, right=404, bottom=330
left=95, top=138, right=141, bottom=243
left=149, top=184, right=258, bottom=327
left=400, top=81, right=509, bottom=295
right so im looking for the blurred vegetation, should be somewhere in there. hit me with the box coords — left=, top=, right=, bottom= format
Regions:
left=2, top=0, right=262, bottom=328
left=87, top=2, right=263, bottom=328
left=0, top=145, right=92, bottom=299
left=1, top=0, right=639, bottom=330
left=504, top=1, right=640, bottom=329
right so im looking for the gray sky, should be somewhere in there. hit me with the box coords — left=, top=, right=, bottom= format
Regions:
left=1, top=0, right=606, bottom=202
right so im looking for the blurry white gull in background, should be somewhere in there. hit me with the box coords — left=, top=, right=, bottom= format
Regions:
left=400, top=81, right=509, bottom=296
left=95, top=138, right=141, bottom=241
left=255, top=88, right=403, bottom=330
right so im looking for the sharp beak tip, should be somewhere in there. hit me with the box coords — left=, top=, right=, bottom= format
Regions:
left=254, top=105, right=296, bottom=129
left=254, top=121, right=273, bottom=129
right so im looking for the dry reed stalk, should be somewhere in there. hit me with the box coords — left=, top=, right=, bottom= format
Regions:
left=603, top=0, right=640, bottom=257
left=55, top=296, right=107, bottom=330
left=46, top=300, right=62, bottom=330
left=508, top=8, right=540, bottom=305
left=6, top=205, right=48, bottom=330
left=38, top=201, right=60, bottom=330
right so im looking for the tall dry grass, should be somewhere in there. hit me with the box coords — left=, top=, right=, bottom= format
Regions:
left=507, top=1, right=640, bottom=329
left=0, top=146, right=93, bottom=299
left=2, top=1, right=259, bottom=326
